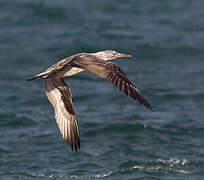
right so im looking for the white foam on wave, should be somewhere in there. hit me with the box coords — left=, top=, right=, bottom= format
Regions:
left=156, top=158, right=188, bottom=166
left=121, top=158, right=189, bottom=175
left=36, top=171, right=113, bottom=179
left=35, top=158, right=189, bottom=179
left=36, top=173, right=79, bottom=179
left=94, top=171, right=112, bottom=178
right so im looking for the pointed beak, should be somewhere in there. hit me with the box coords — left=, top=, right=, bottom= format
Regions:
left=117, top=53, right=132, bottom=58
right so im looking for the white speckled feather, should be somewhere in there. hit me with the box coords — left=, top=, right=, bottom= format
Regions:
left=45, top=77, right=80, bottom=151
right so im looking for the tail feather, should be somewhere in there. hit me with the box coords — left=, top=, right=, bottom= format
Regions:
left=27, top=75, right=39, bottom=81
left=27, top=71, right=49, bottom=81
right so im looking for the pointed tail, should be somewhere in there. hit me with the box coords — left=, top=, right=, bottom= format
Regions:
left=27, top=75, right=40, bottom=81
left=27, top=72, right=48, bottom=81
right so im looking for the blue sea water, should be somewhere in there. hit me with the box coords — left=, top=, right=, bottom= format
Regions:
left=0, top=0, right=204, bottom=179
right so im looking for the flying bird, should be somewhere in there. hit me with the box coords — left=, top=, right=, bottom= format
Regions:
left=28, top=50, right=153, bottom=151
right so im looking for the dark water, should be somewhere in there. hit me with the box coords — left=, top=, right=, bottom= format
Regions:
left=1, top=0, right=204, bottom=179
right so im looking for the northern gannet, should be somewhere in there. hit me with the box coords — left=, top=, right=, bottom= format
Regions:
left=28, top=50, right=153, bottom=151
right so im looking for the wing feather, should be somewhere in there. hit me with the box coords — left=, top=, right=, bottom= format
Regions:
left=71, top=56, right=153, bottom=110
left=45, top=77, right=80, bottom=151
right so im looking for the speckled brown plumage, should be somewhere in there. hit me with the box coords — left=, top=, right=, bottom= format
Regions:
left=71, top=55, right=153, bottom=110
left=28, top=50, right=153, bottom=151
left=45, top=77, right=80, bottom=151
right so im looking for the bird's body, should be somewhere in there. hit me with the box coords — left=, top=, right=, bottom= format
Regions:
left=28, top=50, right=153, bottom=151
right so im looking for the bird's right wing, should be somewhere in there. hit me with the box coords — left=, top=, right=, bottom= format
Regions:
left=45, top=77, right=80, bottom=151
left=71, top=55, right=153, bottom=110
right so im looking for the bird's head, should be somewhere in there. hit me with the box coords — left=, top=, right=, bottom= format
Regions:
left=91, top=50, right=132, bottom=61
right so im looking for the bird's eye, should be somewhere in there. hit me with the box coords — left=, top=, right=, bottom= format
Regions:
left=112, top=52, right=117, bottom=56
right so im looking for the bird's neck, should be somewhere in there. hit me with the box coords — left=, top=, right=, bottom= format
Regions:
left=90, top=52, right=111, bottom=61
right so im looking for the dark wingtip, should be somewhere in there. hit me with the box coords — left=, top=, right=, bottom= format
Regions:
left=145, top=104, right=154, bottom=111
left=70, top=144, right=80, bottom=152
left=73, top=141, right=80, bottom=152
left=143, top=99, right=153, bottom=111
left=69, top=140, right=80, bottom=152
left=74, top=146, right=78, bottom=152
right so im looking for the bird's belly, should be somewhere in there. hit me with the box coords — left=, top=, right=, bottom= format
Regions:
left=63, top=67, right=85, bottom=77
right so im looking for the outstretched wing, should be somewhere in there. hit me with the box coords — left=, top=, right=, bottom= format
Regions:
left=71, top=55, right=153, bottom=110
left=45, top=77, right=80, bottom=151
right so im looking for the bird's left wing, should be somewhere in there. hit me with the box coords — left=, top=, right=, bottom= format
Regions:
left=71, top=55, right=153, bottom=110
left=45, top=77, right=80, bottom=151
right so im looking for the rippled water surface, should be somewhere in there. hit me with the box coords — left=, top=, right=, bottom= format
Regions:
left=1, top=0, right=204, bottom=179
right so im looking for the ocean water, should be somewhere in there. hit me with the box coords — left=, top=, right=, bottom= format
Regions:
left=1, top=0, right=204, bottom=179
